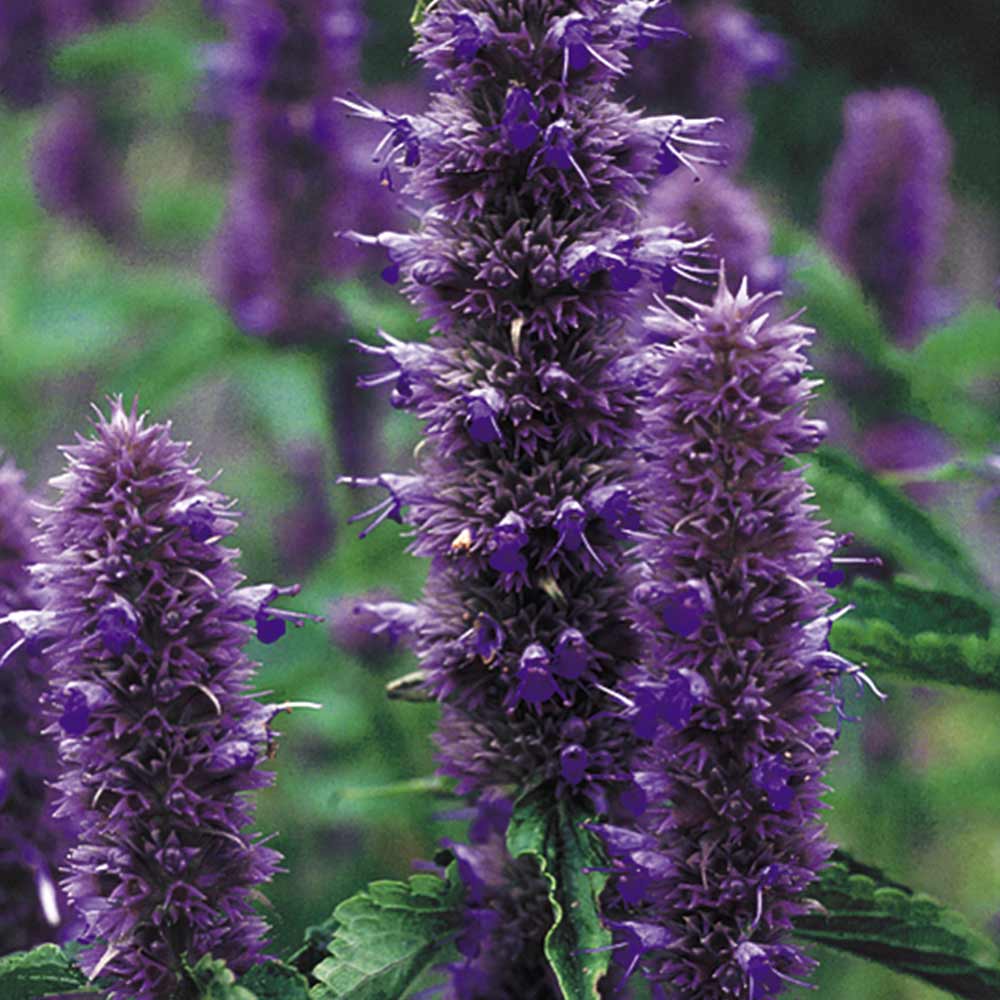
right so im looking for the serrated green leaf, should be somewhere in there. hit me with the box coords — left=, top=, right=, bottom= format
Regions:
left=189, top=955, right=257, bottom=1000
left=805, top=447, right=984, bottom=598
left=829, top=616, right=1000, bottom=693
left=0, top=944, right=96, bottom=999
left=507, top=788, right=611, bottom=1000
left=837, top=578, right=992, bottom=639
left=240, top=961, right=310, bottom=1000
left=308, top=872, right=463, bottom=999
left=797, top=850, right=1000, bottom=999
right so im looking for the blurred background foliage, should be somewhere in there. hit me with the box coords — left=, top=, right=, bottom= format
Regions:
left=0, top=1, right=998, bottom=997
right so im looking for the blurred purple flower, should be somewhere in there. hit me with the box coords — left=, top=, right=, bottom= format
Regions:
left=0, top=457, right=72, bottom=952
left=31, top=92, right=135, bottom=242
left=821, top=88, right=953, bottom=348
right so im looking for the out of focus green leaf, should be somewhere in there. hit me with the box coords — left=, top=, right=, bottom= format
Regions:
left=796, top=850, right=1000, bottom=999
left=902, top=306, right=1000, bottom=451
left=507, top=787, right=610, bottom=1000
left=0, top=944, right=96, bottom=999
left=308, top=871, right=463, bottom=999
left=830, top=617, right=1000, bottom=694
left=805, top=447, right=984, bottom=599
left=837, top=578, right=992, bottom=639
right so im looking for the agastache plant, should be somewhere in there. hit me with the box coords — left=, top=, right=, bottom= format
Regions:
left=820, top=88, right=953, bottom=348
left=14, top=399, right=315, bottom=1000
left=0, top=457, right=70, bottom=953
left=339, top=0, right=719, bottom=988
left=596, top=278, right=879, bottom=996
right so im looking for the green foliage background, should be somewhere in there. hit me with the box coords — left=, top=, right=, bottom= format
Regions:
left=0, top=1, right=998, bottom=997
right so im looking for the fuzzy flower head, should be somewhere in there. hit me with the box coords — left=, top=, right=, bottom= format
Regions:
left=596, top=277, right=865, bottom=997
left=0, top=457, right=71, bottom=952
left=25, top=399, right=314, bottom=1000
left=820, top=88, right=953, bottom=348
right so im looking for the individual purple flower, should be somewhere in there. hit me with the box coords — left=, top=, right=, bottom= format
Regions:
left=23, top=398, right=315, bottom=1000
left=0, top=457, right=71, bottom=953
left=820, top=88, right=953, bottom=348
left=601, top=279, right=857, bottom=996
left=31, top=92, right=135, bottom=243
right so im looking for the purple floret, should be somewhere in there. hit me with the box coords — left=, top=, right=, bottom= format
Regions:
left=26, top=399, right=302, bottom=1000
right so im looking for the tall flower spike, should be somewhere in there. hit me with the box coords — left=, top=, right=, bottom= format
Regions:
left=601, top=278, right=849, bottom=997
left=0, top=456, right=71, bottom=953
left=344, top=2, right=723, bottom=991
left=208, top=0, right=392, bottom=475
left=27, top=399, right=304, bottom=1000
left=820, top=88, right=953, bottom=348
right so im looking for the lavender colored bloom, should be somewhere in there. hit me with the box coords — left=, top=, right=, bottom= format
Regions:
left=600, top=280, right=853, bottom=996
left=22, top=399, right=314, bottom=1000
left=209, top=0, right=370, bottom=340
left=343, top=0, right=724, bottom=825
left=643, top=168, right=784, bottom=309
left=0, top=457, right=71, bottom=953
left=208, top=0, right=394, bottom=477
left=629, top=2, right=790, bottom=168
left=821, top=89, right=953, bottom=348
left=31, top=92, right=135, bottom=242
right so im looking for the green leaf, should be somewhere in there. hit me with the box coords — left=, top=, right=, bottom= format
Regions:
left=805, top=447, right=984, bottom=599
left=903, top=306, right=1000, bottom=451
left=0, top=944, right=96, bottom=999
left=410, top=0, right=441, bottom=28
left=837, top=578, right=992, bottom=639
left=308, top=871, right=464, bottom=999
left=796, top=850, right=1000, bottom=999
left=189, top=955, right=257, bottom=1000
left=506, top=788, right=612, bottom=1000
left=830, top=616, right=1000, bottom=694
left=240, top=962, right=310, bottom=1000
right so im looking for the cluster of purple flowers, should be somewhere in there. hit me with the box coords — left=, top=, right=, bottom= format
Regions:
left=13, top=399, right=311, bottom=1000
left=594, top=280, right=848, bottom=996
left=0, top=458, right=70, bottom=953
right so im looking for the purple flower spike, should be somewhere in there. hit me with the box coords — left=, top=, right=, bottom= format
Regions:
left=340, top=3, right=742, bottom=987
left=599, top=280, right=852, bottom=995
left=30, top=398, right=301, bottom=1000
left=821, top=89, right=953, bottom=347
left=0, top=457, right=71, bottom=951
